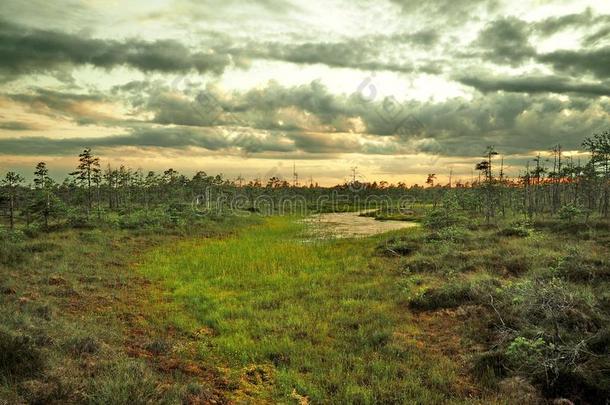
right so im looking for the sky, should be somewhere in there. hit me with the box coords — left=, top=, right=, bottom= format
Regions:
left=0, top=0, right=609, bottom=185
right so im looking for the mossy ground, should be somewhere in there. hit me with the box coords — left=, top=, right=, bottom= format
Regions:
left=1, top=214, right=607, bottom=403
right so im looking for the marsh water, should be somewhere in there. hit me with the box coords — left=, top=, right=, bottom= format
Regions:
left=303, top=211, right=418, bottom=239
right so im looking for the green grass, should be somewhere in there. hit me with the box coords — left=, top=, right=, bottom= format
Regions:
left=139, top=216, right=465, bottom=403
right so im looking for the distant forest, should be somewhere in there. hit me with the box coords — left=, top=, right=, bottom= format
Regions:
left=1, top=130, right=609, bottom=230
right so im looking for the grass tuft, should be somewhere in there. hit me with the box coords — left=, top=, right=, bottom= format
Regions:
left=0, top=329, right=44, bottom=379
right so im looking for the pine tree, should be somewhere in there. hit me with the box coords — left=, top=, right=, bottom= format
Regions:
left=70, top=148, right=100, bottom=216
left=583, top=131, right=610, bottom=217
left=2, top=172, right=25, bottom=229
left=33, top=162, right=51, bottom=228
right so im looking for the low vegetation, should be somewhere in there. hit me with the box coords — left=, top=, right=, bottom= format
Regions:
left=1, top=132, right=609, bottom=402
left=0, top=216, right=259, bottom=403
left=137, top=217, right=468, bottom=403
left=391, top=211, right=610, bottom=403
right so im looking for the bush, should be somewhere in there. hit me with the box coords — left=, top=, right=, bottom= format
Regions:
left=423, top=192, right=467, bottom=230
left=376, top=236, right=419, bottom=257
left=409, top=282, right=475, bottom=310
left=426, top=226, right=472, bottom=243
left=557, top=203, right=586, bottom=223
left=498, top=224, right=531, bottom=237
left=423, top=209, right=465, bottom=230
left=402, top=256, right=440, bottom=273
left=0, top=230, right=26, bottom=266
left=507, top=278, right=599, bottom=338
left=505, top=336, right=547, bottom=374
left=67, top=212, right=93, bottom=229
left=0, top=330, right=44, bottom=379
left=118, top=211, right=162, bottom=230
left=478, top=278, right=608, bottom=400
left=0, top=228, right=25, bottom=243
left=472, top=350, right=508, bottom=384
left=488, top=251, right=530, bottom=276
left=555, top=248, right=610, bottom=282
left=144, top=339, right=171, bottom=355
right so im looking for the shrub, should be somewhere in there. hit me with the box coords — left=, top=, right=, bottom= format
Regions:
left=507, top=278, right=599, bottom=337
left=423, top=209, right=465, bottom=230
left=0, top=330, right=44, bottom=379
left=375, top=236, right=419, bottom=257
left=498, top=224, right=531, bottom=237
left=182, top=382, right=215, bottom=404
left=423, top=192, right=467, bottom=230
left=409, top=282, right=474, bottom=310
left=555, top=248, right=610, bottom=282
left=0, top=228, right=25, bottom=243
left=0, top=230, right=26, bottom=266
left=478, top=278, right=608, bottom=400
left=472, top=350, right=508, bottom=384
left=118, top=211, right=162, bottom=230
left=557, top=203, right=585, bottom=223
left=402, top=256, right=440, bottom=273
left=488, top=251, right=530, bottom=276
left=144, top=339, right=171, bottom=355
left=67, top=212, right=93, bottom=229
left=426, top=226, right=472, bottom=243
left=505, top=337, right=547, bottom=373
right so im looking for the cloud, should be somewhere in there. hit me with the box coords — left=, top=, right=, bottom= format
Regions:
left=474, top=17, right=536, bottom=65
left=0, top=126, right=272, bottom=155
left=537, top=47, right=610, bottom=80
left=120, top=79, right=427, bottom=136
left=118, top=79, right=609, bottom=157
left=534, top=8, right=610, bottom=36
left=0, top=19, right=233, bottom=80
left=584, top=26, right=610, bottom=46
left=4, top=80, right=608, bottom=160
left=217, top=32, right=444, bottom=74
left=389, top=0, right=499, bottom=22
left=458, top=75, right=610, bottom=97
left=0, top=121, right=38, bottom=131
left=6, top=88, right=123, bottom=125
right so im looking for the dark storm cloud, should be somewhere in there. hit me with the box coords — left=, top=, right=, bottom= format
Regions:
left=0, top=121, right=38, bottom=131
left=584, top=26, right=610, bottom=46
left=9, top=88, right=106, bottom=110
left=458, top=75, right=610, bottom=97
left=474, top=17, right=536, bottom=65
left=469, top=12, right=610, bottom=79
left=389, top=0, right=499, bottom=22
left=110, top=80, right=609, bottom=157
left=0, top=14, right=440, bottom=80
left=408, top=93, right=608, bottom=156
left=6, top=88, right=121, bottom=126
left=537, top=47, right=610, bottom=80
left=174, top=0, right=298, bottom=19
left=0, top=126, right=296, bottom=156
left=125, top=79, right=417, bottom=136
left=1, top=86, right=607, bottom=158
left=0, top=20, right=232, bottom=80
left=287, top=132, right=360, bottom=154
left=251, top=41, right=414, bottom=72
left=219, top=29, right=442, bottom=74
left=534, top=8, right=610, bottom=36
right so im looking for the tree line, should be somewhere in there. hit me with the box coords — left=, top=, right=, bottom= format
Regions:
left=1, top=130, right=609, bottom=230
